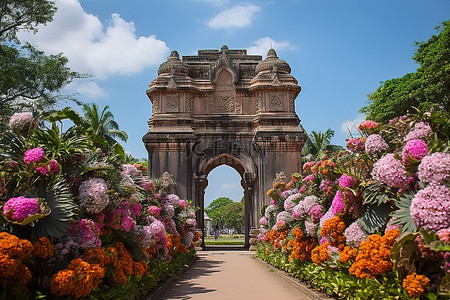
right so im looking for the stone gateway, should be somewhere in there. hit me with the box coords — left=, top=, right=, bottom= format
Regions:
left=143, top=46, right=305, bottom=247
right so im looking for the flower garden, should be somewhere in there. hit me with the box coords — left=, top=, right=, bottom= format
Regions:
left=256, top=110, right=450, bottom=300
left=0, top=112, right=198, bottom=299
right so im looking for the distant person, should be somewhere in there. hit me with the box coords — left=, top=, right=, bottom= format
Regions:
left=214, top=227, right=220, bottom=241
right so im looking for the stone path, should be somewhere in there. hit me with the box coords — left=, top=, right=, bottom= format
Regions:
left=159, top=251, right=315, bottom=300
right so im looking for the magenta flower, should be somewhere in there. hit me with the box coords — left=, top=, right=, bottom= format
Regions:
left=331, top=191, right=345, bottom=214
left=309, top=204, right=323, bottom=222
left=402, top=139, right=428, bottom=164
left=186, top=218, right=197, bottom=228
left=284, top=198, right=296, bottom=212
left=339, top=174, right=358, bottom=188
left=36, top=166, right=49, bottom=175
left=49, top=159, right=60, bottom=173
left=418, top=152, right=450, bottom=185
left=68, top=219, right=102, bottom=249
left=148, top=206, right=161, bottom=217
left=3, top=196, right=40, bottom=222
left=304, top=174, right=314, bottom=182
left=410, top=184, right=450, bottom=231
left=276, top=211, right=293, bottom=223
left=179, top=199, right=186, bottom=209
left=24, top=148, right=45, bottom=164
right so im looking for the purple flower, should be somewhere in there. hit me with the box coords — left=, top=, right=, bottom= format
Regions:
left=36, top=166, right=49, bottom=175
left=3, top=196, right=40, bottom=222
left=304, top=174, right=314, bottom=182
left=365, top=134, right=389, bottom=153
left=319, top=179, right=331, bottom=191
left=402, top=139, right=428, bottom=164
left=24, top=148, right=45, bottom=164
left=331, top=191, right=345, bottom=214
left=120, top=164, right=140, bottom=177
left=405, top=122, right=432, bottom=141
left=132, top=203, right=142, bottom=216
left=69, top=219, right=102, bottom=249
left=418, top=152, right=450, bottom=185
left=139, top=225, right=156, bottom=248
left=121, top=215, right=136, bottom=232
left=371, top=153, right=409, bottom=189
left=78, top=178, right=110, bottom=214
left=338, top=174, right=358, bottom=188
left=184, top=231, right=194, bottom=247
left=49, top=159, right=60, bottom=173
left=410, top=184, right=450, bottom=231
left=292, top=203, right=305, bottom=219
left=344, top=221, right=367, bottom=248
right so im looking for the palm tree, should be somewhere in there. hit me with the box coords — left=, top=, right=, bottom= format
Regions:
left=81, top=103, right=128, bottom=147
left=302, top=128, right=343, bottom=162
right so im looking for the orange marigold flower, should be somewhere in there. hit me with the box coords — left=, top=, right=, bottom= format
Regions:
left=33, top=237, right=54, bottom=259
left=287, top=227, right=316, bottom=262
left=311, top=242, right=331, bottom=265
left=339, top=246, right=357, bottom=264
left=402, top=272, right=430, bottom=298
left=349, top=229, right=399, bottom=279
left=320, top=217, right=346, bottom=248
left=83, top=247, right=108, bottom=267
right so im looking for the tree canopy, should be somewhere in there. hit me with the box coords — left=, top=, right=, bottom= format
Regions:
left=301, top=128, right=343, bottom=162
left=360, top=19, right=450, bottom=122
left=205, top=197, right=233, bottom=228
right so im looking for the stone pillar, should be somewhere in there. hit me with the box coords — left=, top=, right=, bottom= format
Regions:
left=193, top=174, right=207, bottom=248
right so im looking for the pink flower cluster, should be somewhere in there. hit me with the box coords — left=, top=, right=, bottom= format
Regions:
left=148, top=206, right=161, bottom=217
left=309, top=204, right=323, bottom=222
left=184, top=231, right=194, bottom=247
left=284, top=198, right=296, bottom=212
left=344, top=221, right=367, bottom=248
left=410, top=184, right=450, bottom=231
left=338, top=174, right=358, bottom=188
left=358, top=120, right=379, bottom=131
left=402, top=139, right=428, bottom=164
left=418, top=152, right=450, bottom=185
left=139, top=225, right=156, bottom=249
left=141, top=180, right=155, bottom=192
left=120, top=164, right=140, bottom=177
left=365, top=134, right=388, bottom=153
left=78, top=178, right=110, bottom=214
left=36, top=159, right=60, bottom=176
left=331, top=191, right=345, bottom=214
left=292, top=195, right=318, bottom=219
left=304, top=174, right=314, bottom=183
left=259, top=216, right=269, bottom=226
left=371, top=154, right=409, bottom=189
left=405, top=122, right=432, bottom=141
left=304, top=220, right=318, bottom=237
left=9, top=112, right=33, bottom=133
left=3, top=196, right=40, bottom=222
left=346, top=138, right=365, bottom=152
left=105, top=201, right=139, bottom=232
left=319, top=208, right=336, bottom=228
left=186, top=218, right=197, bottom=228
left=276, top=211, right=293, bottom=223
left=24, top=148, right=45, bottom=164
left=68, top=219, right=101, bottom=249
left=149, top=219, right=168, bottom=254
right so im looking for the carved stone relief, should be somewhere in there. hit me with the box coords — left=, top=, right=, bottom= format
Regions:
left=269, top=94, right=283, bottom=111
left=289, top=91, right=296, bottom=112
left=185, top=93, right=194, bottom=113
left=210, top=69, right=236, bottom=114
left=166, top=95, right=180, bottom=112
left=150, top=95, right=160, bottom=114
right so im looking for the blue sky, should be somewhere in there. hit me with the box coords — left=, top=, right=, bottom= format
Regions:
left=18, top=0, right=450, bottom=206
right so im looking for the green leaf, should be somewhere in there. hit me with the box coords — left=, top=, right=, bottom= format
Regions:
left=357, top=203, right=392, bottom=234
left=390, top=191, right=417, bottom=233
left=362, top=183, right=396, bottom=205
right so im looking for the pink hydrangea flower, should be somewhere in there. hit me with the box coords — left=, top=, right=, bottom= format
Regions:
left=184, top=231, right=194, bottom=247
left=49, top=159, right=60, bottom=173
left=402, top=139, right=428, bottom=164
left=339, top=174, right=358, bottom=188
left=320, top=208, right=336, bottom=228
left=309, top=204, right=323, bottom=222
left=284, top=198, right=296, bottom=212
left=9, top=112, right=33, bottom=133
left=132, top=203, right=142, bottom=216
left=410, top=184, right=450, bottom=231
left=304, top=220, right=318, bottom=237
left=120, top=164, right=140, bottom=177
left=142, top=181, right=155, bottom=191
left=23, top=148, right=45, bottom=164
left=3, top=196, right=40, bottom=222
left=331, top=191, right=345, bottom=214
left=78, top=178, right=110, bottom=214
left=276, top=211, right=293, bottom=223
left=405, top=122, right=432, bottom=141
left=259, top=216, right=269, bottom=226
left=304, top=174, right=314, bottom=182
left=437, top=228, right=450, bottom=243
left=418, top=152, right=450, bottom=185
left=371, top=153, right=409, bottom=189
left=344, top=221, right=367, bottom=248
left=179, top=199, right=186, bottom=209
left=365, top=134, right=389, bottom=153
left=186, top=218, right=197, bottom=228
left=148, top=206, right=161, bottom=217
left=36, top=166, right=49, bottom=175
left=68, top=219, right=102, bottom=249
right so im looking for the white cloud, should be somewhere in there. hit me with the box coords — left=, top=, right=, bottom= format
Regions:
left=219, top=183, right=242, bottom=191
left=340, top=114, right=366, bottom=136
left=207, top=5, right=261, bottom=29
left=69, top=81, right=109, bottom=99
left=18, top=0, right=169, bottom=79
left=247, top=37, right=293, bottom=56
left=195, top=0, right=230, bottom=6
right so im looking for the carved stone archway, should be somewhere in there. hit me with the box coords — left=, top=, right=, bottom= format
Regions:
left=143, top=46, right=306, bottom=248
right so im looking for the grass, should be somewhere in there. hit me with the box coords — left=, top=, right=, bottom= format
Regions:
left=204, top=240, right=245, bottom=245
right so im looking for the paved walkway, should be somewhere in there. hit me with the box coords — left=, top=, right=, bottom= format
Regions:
left=160, top=251, right=315, bottom=300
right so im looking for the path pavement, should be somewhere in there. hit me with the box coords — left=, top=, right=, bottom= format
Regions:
left=159, top=251, right=315, bottom=300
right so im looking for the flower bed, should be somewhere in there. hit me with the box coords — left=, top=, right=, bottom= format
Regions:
left=256, top=110, right=450, bottom=300
left=0, top=112, right=199, bottom=299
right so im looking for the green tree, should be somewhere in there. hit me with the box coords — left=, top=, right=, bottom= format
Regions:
left=205, top=197, right=233, bottom=228
left=0, top=0, right=56, bottom=42
left=223, top=201, right=244, bottom=233
left=360, top=19, right=450, bottom=122
left=0, top=0, right=82, bottom=126
left=301, top=129, right=343, bottom=162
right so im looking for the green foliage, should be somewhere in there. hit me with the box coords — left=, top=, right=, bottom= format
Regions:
left=223, top=201, right=244, bottom=233
left=0, top=0, right=57, bottom=42
left=361, top=19, right=450, bottom=122
left=357, top=203, right=392, bottom=234
left=362, top=183, right=396, bottom=205
left=204, top=240, right=244, bottom=245
left=390, top=191, right=417, bottom=233
left=302, top=128, right=343, bottom=162
left=0, top=44, right=82, bottom=119
left=206, top=197, right=233, bottom=228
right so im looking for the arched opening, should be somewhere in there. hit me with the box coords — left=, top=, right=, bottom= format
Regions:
left=195, top=153, right=254, bottom=249
left=204, top=165, right=245, bottom=247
